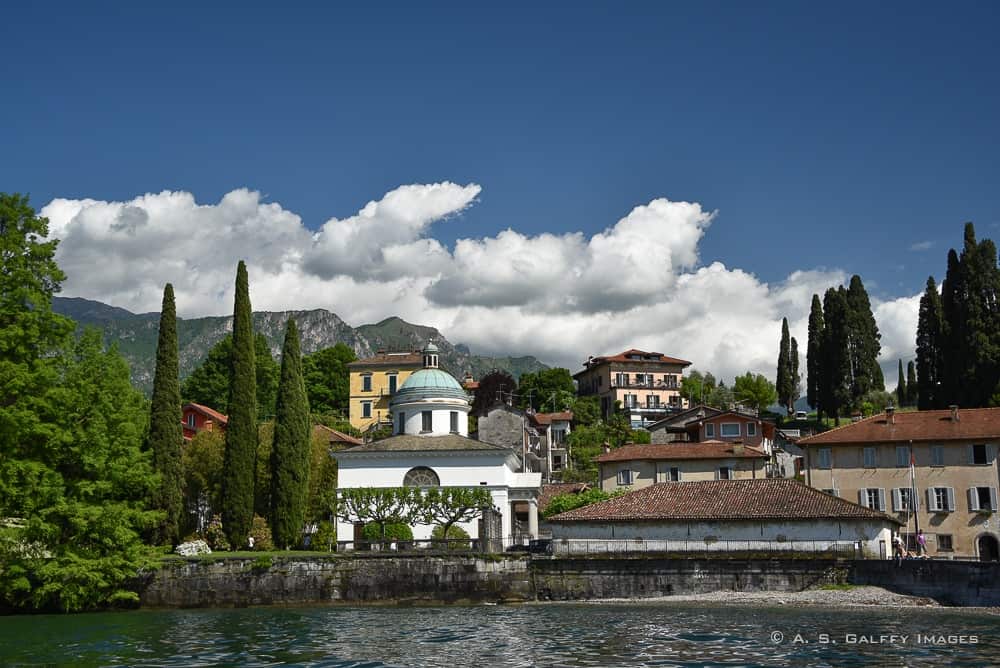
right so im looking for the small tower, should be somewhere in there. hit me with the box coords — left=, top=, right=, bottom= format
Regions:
left=422, top=341, right=439, bottom=369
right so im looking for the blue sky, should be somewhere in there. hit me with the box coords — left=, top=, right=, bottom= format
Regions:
left=2, top=2, right=998, bottom=378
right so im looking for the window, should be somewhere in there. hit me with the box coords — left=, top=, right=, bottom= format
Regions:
left=705, top=423, right=715, bottom=438
left=859, top=488, right=885, bottom=511
left=552, top=455, right=562, bottom=471
left=896, top=446, right=911, bottom=468
left=421, top=411, right=433, bottom=432
left=720, top=423, right=741, bottom=438
left=892, top=488, right=915, bottom=512
left=362, top=374, right=372, bottom=392
left=396, top=411, right=405, bottom=435
left=863, top=447, right=877, bottom=468
left=818, top=448, right=832, bottom=469
left=927, top=487, right=955, bottom=512
left=646, top=395, right=660, bottom=408
left=615, top=373, right=629, bottom=387
left=617, top=469, right=633, bottom=486
left=598, top=375, right=603, bottom=388
left=937, top=534, right=954, bottom=552
left=970, top=444, right=992, bottom=465
left=664, top=374, right=677, bottom=389
left=746, top=422, right=757, bottom=437
left=624, top=394, right=638, bottom=409
left=388, top=374, right=398, bottom=394
left=969, top=486, right=999, bottom=512
left=931, top=445, right=945, bottom=467
left=552, top=429, right=566, bottom=445
left=403, top=466, right=440, bottom=487
left=669, top=467, right=680, bottom=482
left=449, top=411, right=459, bottom=433
left=717, top=466, right=732, bottom=480
left=186, top=413, right=196, bottom=427
left=361, top=401, right=372, bottom=418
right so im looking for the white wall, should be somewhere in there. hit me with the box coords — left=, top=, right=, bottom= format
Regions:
left=393, top=402, right=469, bottom=436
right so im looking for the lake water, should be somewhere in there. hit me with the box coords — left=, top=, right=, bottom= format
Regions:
left=0, top=603, right=997, bottom=667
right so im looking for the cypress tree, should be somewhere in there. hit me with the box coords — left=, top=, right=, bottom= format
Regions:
left=776, top=317, right=793, bottom=415
left=939, top=248, right=963, bottom=405
left=907, top=361, right=918, bottom=406
left=221, top=261, right=258, bottom=549
left=895, top=359, right=906, bottom=407
left=806, top=294, right=824, bottom=416
left=821, top=287, right=852, bottom=424
left=845, top=275, right=884, bottom=402
left=790, top=336, right=800, bottom=411
left=916, top=276, right=944, bottom=410
left=149, top=283, right=184, bottom=545
left=270, top=319, right=311, bottom=549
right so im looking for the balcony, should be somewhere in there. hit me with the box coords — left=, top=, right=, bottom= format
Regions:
left=611, top=381, right=679, bottom=391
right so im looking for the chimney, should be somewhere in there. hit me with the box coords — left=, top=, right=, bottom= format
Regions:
left=885, top=405, right=895, bottom=425
left=950, top=405, right=960, bottom=422
left=602, top=441, right=611, bottom=454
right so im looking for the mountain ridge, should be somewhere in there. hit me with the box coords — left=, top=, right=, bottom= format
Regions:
left=53, top=297, right=549, bottom=394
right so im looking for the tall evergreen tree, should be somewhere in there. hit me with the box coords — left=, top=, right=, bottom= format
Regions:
left=906, top=361, right=918, bottom=406
left=895, top=359, right=906, bottom=407
left=820, top=287, right=852, bottom=423
left=916, top=276, right=944, bottom=410
left=148, top=284, right=184, bottom=545
left=789, top=337, right=801, bottom=410
left=270, top=319, right=311, bottom=549
left=939, top=248, right=964, bottom=405
left=221, top=261, right=258, bottom=549
left=844, top=275, right=884, bottom=402
left=776, top=318, right=793, bottom=415
left=806, top=294, right=825, bottom=416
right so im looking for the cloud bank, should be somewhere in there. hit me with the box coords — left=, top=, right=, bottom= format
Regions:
left=42, top=184, right=921, bottom=385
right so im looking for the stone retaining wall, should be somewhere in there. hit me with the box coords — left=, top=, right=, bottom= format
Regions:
left=849, top=559, right=1000, bottom=606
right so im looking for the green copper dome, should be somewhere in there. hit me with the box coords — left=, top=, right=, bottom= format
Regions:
left=391, top=368, right=470, bottom=405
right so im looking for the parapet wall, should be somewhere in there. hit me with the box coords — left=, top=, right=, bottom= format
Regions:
left=849, top=559, right=1000, bottom=606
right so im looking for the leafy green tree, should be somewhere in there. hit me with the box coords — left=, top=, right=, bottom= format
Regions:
left=542, top=488, right=624, bottom=519
left=270, top=319, right=312, bottom=549
left=430, top=524, right=470, bottom=549
left=733, top=372, right=778, bottom=413
left=148, top=284, right=184, bottom=545
left=361, top=522, right=412, bottom=541
left=806, top=294, right=825, bottom=414
left=181, top=429, right=225, bottom=533
left=471, top=369, right=517, bottom=416
left=776, top=318, right=794, bottom=414
left=569, top=395, right=601, bottom=426
left=845, top=275, right=884, bottom=400
left=916, top=276, right=944, bottom=410
left=337, top=487, right=422, bottom=541
left=181, top=333, right=279, bottom=418
left=221, top=261, right=258, bottom=549
left=517, top=368, right=575, bottom=412
left=895, top=359, right=907, bottom=407
left=680, top=370, right=716, bottom=406
left=302, top=343, right=355, bottom=417
left=906, top=361, right=918, bottom=406
left=307, top=429, right=339, bottom=524
left=420, top=487, right=493, bottom=538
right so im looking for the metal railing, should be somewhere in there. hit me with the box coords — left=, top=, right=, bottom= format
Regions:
left=552, top=538, right=865, bottom=558
left=329, top=536, right=550, bottom=554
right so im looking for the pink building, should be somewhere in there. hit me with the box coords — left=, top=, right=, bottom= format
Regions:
left=574, top=349, right=690, bottom=426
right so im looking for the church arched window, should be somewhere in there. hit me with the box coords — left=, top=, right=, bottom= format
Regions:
left=403, top=466, right=440, bottom=487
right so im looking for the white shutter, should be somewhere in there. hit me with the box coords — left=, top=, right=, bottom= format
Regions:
left=969, top=488, right=980, bottom=512
left=926, top=488, right=938, bottom=512
left=989, top=445, right=997, bottom=463
left=991, top=488, right=999, bottom=512
left=877, top=489, right=886, bottom=512
left=892, top=488, right=902, bottom=512
left=859, top=489, right=869, bottom=508
left=946, top=487, right=956, bottom=511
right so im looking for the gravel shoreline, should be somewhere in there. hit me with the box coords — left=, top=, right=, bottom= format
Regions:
left=565, top=586, right=945, bottom=608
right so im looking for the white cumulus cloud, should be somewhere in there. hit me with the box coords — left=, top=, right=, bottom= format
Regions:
left=42, top=184, right=921, bottom=388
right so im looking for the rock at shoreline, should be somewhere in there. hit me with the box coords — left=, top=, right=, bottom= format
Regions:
left=175, top=540, right=211, bottom=556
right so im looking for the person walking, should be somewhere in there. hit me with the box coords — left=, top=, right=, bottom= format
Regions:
left=917, top=530, right=926, bottom=557
left=892, top=534, right=905, bottom=566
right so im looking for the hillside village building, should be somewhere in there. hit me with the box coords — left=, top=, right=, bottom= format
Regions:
left=334, top=343, right=542, bottom=544
left=574, top=349, right=690, bottom=427
left=595, top=442, right=768, bottom=493
left=347, top=350, right=423, bottom=431
left=181, top=402, right=228, bottom=441
left=477, top=403, right=572, bottom=482
left=799, top=406, right=1000, bottom=561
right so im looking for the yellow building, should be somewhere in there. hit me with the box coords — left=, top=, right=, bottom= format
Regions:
left=347, top=350, right=423, bottom=431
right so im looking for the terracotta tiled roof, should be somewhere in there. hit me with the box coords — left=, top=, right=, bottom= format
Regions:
left=538, top=482, right=589, bottom=513
left=313, top=424, right=362, bottom=446
left=798, top=408, right=1000, bottom=446
left=348, top=351, right=423, bottom=368
left=531, top=411, right=574, bottom=425
left=182, top=402, right=228, bottom=425
left=548, top=479, right=901, bottom=523
left=334, top=433, right=510, bottom=455
left=594, top=442, right=767, bottom=463
left=574, top=349, right=691, bottom=376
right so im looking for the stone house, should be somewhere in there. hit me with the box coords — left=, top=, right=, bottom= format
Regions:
left=595, top=442, right=768, bottom=493
left=477, top=403, right=572, bottom=482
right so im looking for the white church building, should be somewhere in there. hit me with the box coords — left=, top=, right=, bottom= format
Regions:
left=333, top=343, right=542, bottom=544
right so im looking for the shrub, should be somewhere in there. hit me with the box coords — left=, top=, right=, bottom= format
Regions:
left=361, top=522, right=413, bottom=541
left=204, top=515, right=231, bottom=552
left=249, top=515, right=274, bottom=551
left=431, top=524, right=471, bottom=549
left=312, top=521, right=336, bottom=551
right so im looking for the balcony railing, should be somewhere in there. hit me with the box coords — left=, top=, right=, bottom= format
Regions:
left=611, top=382, right=679, bottom=390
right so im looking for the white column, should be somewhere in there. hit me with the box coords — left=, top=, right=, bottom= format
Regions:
left=528, top=499, right=539, bottom=539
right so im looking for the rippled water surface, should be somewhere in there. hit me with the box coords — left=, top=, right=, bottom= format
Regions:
left=1, top=603, right=998, bottom=667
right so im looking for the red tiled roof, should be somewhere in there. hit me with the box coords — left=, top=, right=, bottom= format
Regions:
left=348, top=351, right=423, bottom=368
left=531, top=411, right=574, bottom=425
left=538, top=482, right=589, bottom=513
left=798, top=408, right=1000, bottom=446
left=313, top=424, right=363, bottom=446
left=574, top=349, right=691, bottom=375
left=548, top=479, right=901, bottom=523
left=594, top=442, right=767, bottom=463
left=183, top=402, right=228, bottom=425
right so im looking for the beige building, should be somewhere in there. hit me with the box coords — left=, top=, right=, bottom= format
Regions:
left=595, top=442, right=768, bottom=493
left=346, top=350, right=423, bottom=431
left=573, top=349, right=690, bottom=427
left=800, top=406, right=1000, bottom=561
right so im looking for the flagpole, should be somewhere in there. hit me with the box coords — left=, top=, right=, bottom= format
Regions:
left=910, top=440, right=920, bottom=546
